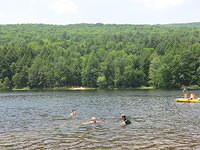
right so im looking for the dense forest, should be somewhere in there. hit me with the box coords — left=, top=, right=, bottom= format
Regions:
left=0, top=23, right=200, bottom=90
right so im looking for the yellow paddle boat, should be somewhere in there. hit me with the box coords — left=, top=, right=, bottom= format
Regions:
left=176, top=98, right=200, bottom=103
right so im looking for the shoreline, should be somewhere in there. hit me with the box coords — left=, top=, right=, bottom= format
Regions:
left=1, top=85, right=200, bottom=92
left=8, top=86, right=155, bottom=92
left=11, top=87, right=97, bottom=91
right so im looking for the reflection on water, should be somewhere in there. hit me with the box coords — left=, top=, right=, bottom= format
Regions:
left=0, top=90, right=200, bottom=150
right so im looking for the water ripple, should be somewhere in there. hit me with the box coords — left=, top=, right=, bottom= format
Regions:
left=0, top=90, right=200, bottom=150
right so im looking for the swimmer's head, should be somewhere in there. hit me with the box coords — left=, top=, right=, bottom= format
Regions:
left=70, top=109, right=77, bottom=116
left=91, top=117, right=96, bottom=121
left=120, top=114, right=126, bottom=120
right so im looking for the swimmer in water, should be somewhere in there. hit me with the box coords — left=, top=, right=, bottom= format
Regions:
left=120, top=114, right=131, bottom=127
left=82, top=117, right=98, bottom=125
left=70, top=109, right=77, bottom=117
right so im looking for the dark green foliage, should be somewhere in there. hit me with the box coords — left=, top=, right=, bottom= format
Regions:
left=0, top=23, right=199, bottom=89
left=0, top=77, right=11, bottom=90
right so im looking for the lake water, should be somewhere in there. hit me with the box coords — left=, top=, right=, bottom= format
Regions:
left=0, top=90, right=200, bottom=150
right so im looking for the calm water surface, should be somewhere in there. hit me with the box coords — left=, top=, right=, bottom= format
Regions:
left=0, top=90, right=200, bottom=150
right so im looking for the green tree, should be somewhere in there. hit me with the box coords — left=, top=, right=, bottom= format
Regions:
left=82, top=53, right=100, bottom=87
left=149, top=55, right=164, bottom=88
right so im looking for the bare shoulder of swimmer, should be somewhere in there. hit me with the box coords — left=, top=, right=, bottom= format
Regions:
left=82, top=120, right=96, bottom=125
left=120, top=121, right=126, bottom=127
left=82, top=117, right=97, bottom=125
left=82, top=121, right=91, bottom=125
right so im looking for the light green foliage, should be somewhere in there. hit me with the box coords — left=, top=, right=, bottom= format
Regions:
left=97, top=75, right=107, bottom=88
left=149, top=55, right=163, bottom=88
left=81, top=52, right=100, bottom=87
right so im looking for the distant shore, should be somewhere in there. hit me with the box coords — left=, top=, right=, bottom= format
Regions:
left=10, top=86, right=155, bottom=91
left=11, top=87, right=97, bottom=91
left=1, top=85, right=199, bottom=92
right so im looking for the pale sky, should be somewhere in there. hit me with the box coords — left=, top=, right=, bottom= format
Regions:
left=0, top=0, right=199, bottom=25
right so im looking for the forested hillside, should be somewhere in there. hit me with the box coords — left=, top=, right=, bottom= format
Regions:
left=0, top=23, right=200, bottom=90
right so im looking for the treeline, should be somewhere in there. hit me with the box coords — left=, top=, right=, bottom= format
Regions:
left=0, top=23, right=200, bottom=90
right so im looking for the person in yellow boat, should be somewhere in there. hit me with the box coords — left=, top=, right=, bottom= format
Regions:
left=189, top=93, right=197, bottom=100
left=183, top=92, right=189, bottom=99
